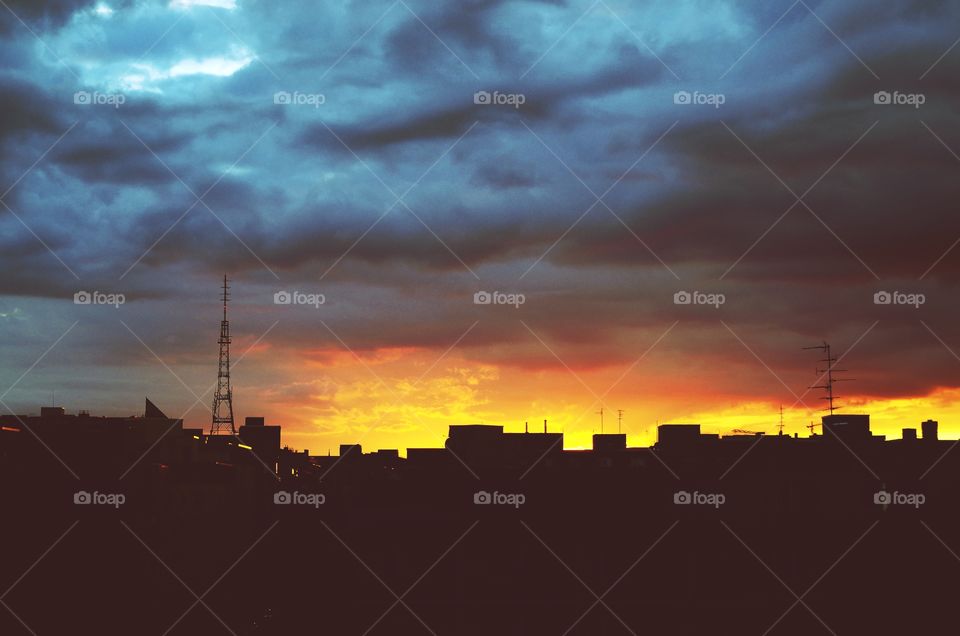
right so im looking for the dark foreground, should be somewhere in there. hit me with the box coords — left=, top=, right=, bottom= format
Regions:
left=1, top=424, right=957, bottom=636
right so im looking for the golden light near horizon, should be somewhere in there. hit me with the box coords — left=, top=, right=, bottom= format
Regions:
left=251, top=345, right=960, bottom=455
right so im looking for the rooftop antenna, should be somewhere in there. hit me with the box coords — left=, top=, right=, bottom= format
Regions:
left=525, top=421, right=528, bottom=433
left=778, top=404, right=784, bottom=436
left=211, top=275, right=236, bottom=435
left=803, top=341, right=853, bottom=414
left=597, top=407, right=604, bottom=434
left=544, top=419, right=547, bottom=434
left=617, top=409, right=624, bottom=434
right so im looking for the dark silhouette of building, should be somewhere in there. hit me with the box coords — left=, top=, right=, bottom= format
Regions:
left=2, top=404, right=959, bottom=635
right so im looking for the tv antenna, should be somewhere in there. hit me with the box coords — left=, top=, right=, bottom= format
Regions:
left=803, top=341, right=853, bottom=414
left=617, top=409, right=624, bottom=434
left=597, top=407, right=604, bottom=434
left=778, top=404, right=784, bottom=436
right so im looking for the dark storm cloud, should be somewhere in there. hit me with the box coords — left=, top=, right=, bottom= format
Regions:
left=54, top=125, right=193, bottom=185
left=1, top=0, right=960, bottom=410
left=0, top=76, right=64, bottom=141
left=0, top=0, right=99, bottom=33
left=305, top=52, right=665, bottom=152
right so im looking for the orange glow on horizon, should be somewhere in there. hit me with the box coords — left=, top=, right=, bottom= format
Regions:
left=217, top=346, right=960, bottom=455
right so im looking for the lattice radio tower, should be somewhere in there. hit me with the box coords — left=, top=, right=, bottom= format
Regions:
left=211, top=275, right=235, bottom=435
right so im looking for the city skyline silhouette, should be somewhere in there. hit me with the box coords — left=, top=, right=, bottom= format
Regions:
left=2, top=0, right=959, bottom=633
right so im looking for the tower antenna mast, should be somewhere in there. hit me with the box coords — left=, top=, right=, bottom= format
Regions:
left=802, top=341, right=853, bottom=414
left=211, top=275, right=235, bottom=435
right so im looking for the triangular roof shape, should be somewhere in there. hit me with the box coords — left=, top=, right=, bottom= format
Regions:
left=145, top=397, right=167, bottom=419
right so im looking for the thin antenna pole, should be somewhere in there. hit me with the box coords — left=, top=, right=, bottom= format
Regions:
left=617, top=409, right=624, bottom=434
left=803, top=341, right=852, bottom=415
left=596, top=407, right=604, bottom=434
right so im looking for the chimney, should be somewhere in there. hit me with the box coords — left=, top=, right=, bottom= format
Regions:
left=544, top=419, right=547, bottom=434
left=525, top=421, right=528, bottom=433
left=902, top=428, right=917, bottom=441
left=921, top=420, right=938, bottom=441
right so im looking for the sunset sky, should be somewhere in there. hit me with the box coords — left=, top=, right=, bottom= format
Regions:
left=1, top=0, right=959, bottom=454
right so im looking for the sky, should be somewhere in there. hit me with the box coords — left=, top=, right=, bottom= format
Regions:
left=0, top=0, right=958, bottom=453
